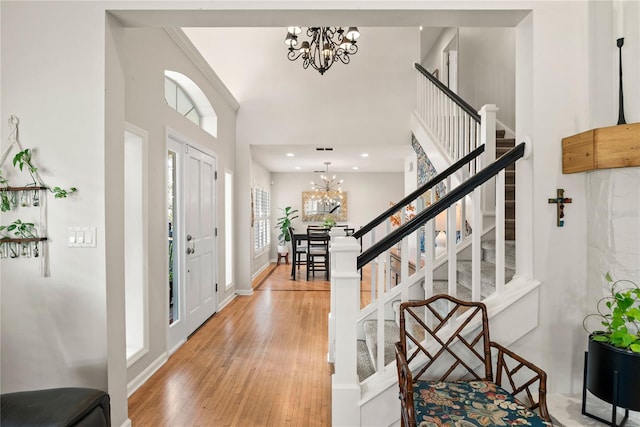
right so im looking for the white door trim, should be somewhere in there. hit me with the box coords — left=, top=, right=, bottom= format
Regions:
left=165, top=127, right=219, bottom=354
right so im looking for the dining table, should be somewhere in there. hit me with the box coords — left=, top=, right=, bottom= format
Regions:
left=290, top=231, right=332, bottom=280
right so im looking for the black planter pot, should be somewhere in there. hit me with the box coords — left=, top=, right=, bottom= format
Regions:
left=586, top=336, right=640, bottom=411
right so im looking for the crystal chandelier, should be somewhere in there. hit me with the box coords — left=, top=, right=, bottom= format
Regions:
left=284, top=26, right=360, bottom=75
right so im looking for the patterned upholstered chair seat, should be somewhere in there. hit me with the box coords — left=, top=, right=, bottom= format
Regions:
left=413, top=380, right=551, bottom=427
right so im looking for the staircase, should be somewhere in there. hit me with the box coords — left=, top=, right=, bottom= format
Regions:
left=330, top=64, right=539, bottom=427
left=497, top=129, right=516, bottom=240
left=356, top=239, right=515, bottom=382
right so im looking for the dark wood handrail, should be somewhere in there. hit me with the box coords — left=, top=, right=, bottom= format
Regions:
left=357, top=143, right=525, bottom=269
left=352, top=144, right=485, bottom=240
left=415, top=63, right=481, bottom=123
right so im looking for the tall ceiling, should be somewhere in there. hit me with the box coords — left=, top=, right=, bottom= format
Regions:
left=112, top=6, right=528, bottom=173
left=183, top=26, right=423, bottom=173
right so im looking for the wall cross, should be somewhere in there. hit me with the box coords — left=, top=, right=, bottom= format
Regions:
left=548, top=188, right=572, bottom=227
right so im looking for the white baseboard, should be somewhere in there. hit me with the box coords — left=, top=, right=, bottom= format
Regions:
left=218, top=292, right=236, bottom=310
left=127, top=351, right=168, bottom=397
left=252, top=262, right=271, bottom=281
left=169, top=338, right=187, bottom=356
left=236, top=289, right=253, bottom=296
left=119, top=419, right=132, bottom=427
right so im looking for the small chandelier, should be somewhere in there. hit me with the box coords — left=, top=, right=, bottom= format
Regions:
left=311, top=162, right=344, bottom=193
left=284, top=26, right=360, bottom=75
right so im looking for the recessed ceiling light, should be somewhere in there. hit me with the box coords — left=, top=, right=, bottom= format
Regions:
left=295, top=166, right=301, bottom=170
left=361, top=153, right=369, bottom=158
left=352, top=166, right=359, bottom=170
left=286, top=152, right=294, bottom=157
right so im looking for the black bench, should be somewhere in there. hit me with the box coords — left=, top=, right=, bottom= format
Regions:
left=1, top=387, right=110, bottom=426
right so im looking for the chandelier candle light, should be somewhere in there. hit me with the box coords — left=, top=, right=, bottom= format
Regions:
left=284, top=26, right=360, bottom=75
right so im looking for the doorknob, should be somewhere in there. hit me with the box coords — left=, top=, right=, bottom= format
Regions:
left=187, top=234, right=193, bottom=241
left=186, top=247, right=194, bottom=254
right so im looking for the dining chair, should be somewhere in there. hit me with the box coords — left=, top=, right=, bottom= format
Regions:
left=306, top=227, right=329, bottom=280
left=288, top=227, right=307, bottom=280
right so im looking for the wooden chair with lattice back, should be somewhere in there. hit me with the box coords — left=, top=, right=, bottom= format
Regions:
left=394, top=294, right=552, bottom=427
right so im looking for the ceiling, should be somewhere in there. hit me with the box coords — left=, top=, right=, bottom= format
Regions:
left=112, top=6, right=529, bottom=173
left=250, top=142, right=414, bottom=173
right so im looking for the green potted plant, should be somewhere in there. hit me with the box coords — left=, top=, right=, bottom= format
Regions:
left=582, top=273, right=640, bottom=416
left=275, top=206, right=298, bottom=255
left=323, top=216, right=336, bottom=228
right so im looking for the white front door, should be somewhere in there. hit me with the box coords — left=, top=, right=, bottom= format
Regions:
left=185, top=145, right=217, bottom=335
left=167, top=132, right=217, bottom=352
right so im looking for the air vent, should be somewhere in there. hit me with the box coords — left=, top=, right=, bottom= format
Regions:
left=315, top=147, right=334, bottom=151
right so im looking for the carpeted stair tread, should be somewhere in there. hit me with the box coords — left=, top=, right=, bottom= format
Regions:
left=362, top=319, right=399, bottom=368
left=456, top=259, right=515, bottom=297
left=482, top=240, right=516, bottom=269
left=357, top=340, right=375, bottom=381
left=434, top=280, right=472, bottom=301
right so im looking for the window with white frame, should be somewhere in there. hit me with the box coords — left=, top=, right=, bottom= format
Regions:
left=164, top=70, right=218, bottom=137
left=164, top=76, right=202, bottom=127
left=225, top=171, right=233, bottom=287
left=253, top=185, right=270, bottom=253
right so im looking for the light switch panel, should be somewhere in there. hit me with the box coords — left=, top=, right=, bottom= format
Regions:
left=68, top=227, right=97, bottom=248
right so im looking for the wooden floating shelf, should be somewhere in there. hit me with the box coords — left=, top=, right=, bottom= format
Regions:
left=562, top=122, right=640, bottom=174
left=1, top=186, right=48, bottom=192
left=0, top=237, right=47, bottom=243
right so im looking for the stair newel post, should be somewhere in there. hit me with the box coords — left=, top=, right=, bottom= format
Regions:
left=328, top=228, right=341, bottom=364
left=331, top=236, right=362, bottom=427
left=479, top=104, right=499, bottom=215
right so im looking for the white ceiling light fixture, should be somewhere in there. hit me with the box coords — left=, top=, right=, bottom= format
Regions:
left=284, top=26, right=360, bottom=75
left=311, top=161, right=344, bottom=193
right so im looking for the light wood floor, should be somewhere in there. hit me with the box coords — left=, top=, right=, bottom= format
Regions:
left=128, top=262, right=340, bottom=426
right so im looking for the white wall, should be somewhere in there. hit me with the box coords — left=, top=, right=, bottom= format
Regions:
left=458, top=28, right=516, bottom=130
left=587, top=169, right=640, bottom=302
left=1, top=0, right=109, bottom=397
left=121, top=27, right=238, bottom=383
left=585, top=0, right=640, bottom=343
left=515, top=3, right=592, bottom=395
left=270, top=171, right=404, bottom=257
left=422, top=27, right=458, bottom=76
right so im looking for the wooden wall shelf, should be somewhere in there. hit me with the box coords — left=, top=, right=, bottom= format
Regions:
left=562, top=122, right=639, bottom=174
left=2, top=186, right=47, bottom=192
left=1, top=237, right=47, bottom=243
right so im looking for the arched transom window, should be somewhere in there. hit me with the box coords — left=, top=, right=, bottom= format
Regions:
left=164, top=70, right=217, bottom=137
left=165, top=76, right=201, bottom=126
